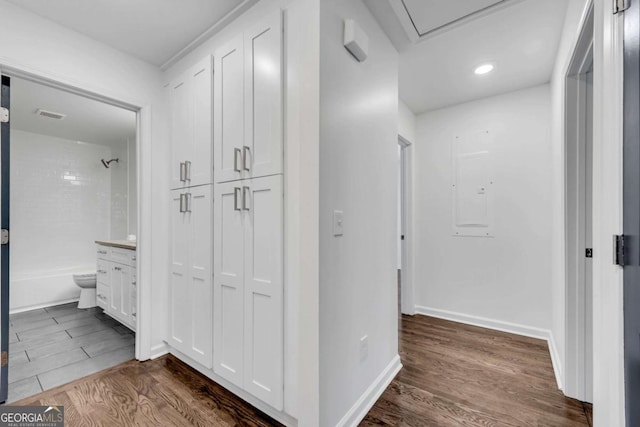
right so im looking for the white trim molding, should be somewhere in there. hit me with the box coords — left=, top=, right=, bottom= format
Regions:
left=415, top=306, right=563, bottom=390
left=336, top=355, right=402, bottom=427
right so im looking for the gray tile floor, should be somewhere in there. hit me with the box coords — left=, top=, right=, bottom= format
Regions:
left=6, top=302, right=135, bottom=403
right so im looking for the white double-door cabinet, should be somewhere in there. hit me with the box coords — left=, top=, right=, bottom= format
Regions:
left=96, top=246, right=137, bottom=331
left=213, top=175, right=284, bottom=410
left=169, top=185, right=213, bottom=368
left=214, top=10, right=283, bottom=184
left=170, top=55, right=213, bottom=190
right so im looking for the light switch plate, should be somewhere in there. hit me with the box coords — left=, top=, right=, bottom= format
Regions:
left=333, top=210, right=344, bottom=236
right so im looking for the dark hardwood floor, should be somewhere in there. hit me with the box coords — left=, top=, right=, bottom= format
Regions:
left=362, top=313, right=592, bottom=426
left=11, top=292, right=592, bottom=426
left=12, top=354, right=282, bottom=426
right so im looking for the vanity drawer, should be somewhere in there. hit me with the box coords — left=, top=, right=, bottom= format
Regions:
left=96, top=260, right=110, bottom=285
left=96, top=283, right=109, bottom=310
left=96, top=245, right=110, bottom=259
left=111, top=248, right=135, bottom=267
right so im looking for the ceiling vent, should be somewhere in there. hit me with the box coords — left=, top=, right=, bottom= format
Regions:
left=35, top=109, right=66, bottom=120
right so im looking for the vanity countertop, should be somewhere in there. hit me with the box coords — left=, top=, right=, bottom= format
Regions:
left=95, top=240, right=137, bottom=250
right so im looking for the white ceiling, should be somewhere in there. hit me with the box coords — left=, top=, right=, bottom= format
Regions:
left=366, top=0, right=569, bottom=114
left=4, top=0, right=257, bottom=68
left=10, top=77, right=136, bottom=147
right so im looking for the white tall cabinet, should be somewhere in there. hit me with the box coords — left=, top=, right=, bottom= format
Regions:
left=168, top=10, right=285, bottom=415
left=213, top=10, right=285, bottom=411
left=168, top=54, right=214, bottom=368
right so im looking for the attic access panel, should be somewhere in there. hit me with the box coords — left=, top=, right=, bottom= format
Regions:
left=401, top=0, right=508, bottom=37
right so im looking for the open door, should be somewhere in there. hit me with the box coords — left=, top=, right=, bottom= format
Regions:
left=0, top=75, right=10, bottom=404
left=623, top=0, right=640, bottom=423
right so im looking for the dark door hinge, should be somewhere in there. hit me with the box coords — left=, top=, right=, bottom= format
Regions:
left=586, top=248, right=593, bottom=258
left=401, top=235, right=405, bottom=241
left=614, top=235, right=625, bottom=266
left=614, top=0, right=629, bottom=14
left=0, top=107, right=7, bottom=123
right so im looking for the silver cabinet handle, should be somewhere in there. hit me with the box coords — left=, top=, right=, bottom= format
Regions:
left=185, top=160, right=192, bottom=181
left=97, top=269, right=107, bottom=274
left=114, top=266, right=122, bottom=271
left=98, top=250, right=107, bottom=255
left=234, top=148, right=242, bottom=172
left=242, top=146, right=251, bottom=172
left=180, top=162, right=186, bottom=182
left=179, top=193, right=185, bottom=213
left=185, top=193, right=192, bottom=213
left=132, top=256, right=136, bottom=261
left=234, top=187, right=242, bottom=211
left=242, top=186, right=250, bottom=211
left=97, top=294, right=107, bottom=301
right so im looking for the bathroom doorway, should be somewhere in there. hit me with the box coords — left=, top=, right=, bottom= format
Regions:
left=0, top=75, right=139, bottom=403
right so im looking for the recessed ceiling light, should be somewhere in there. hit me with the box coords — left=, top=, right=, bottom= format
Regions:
left=474, top=64, right=495, bottom=75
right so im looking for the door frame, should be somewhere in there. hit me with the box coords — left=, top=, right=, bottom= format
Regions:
left=398, top=136, right=415, bottom=315
left=564, top=2, right=594, bottom=401
left=591, top=0, right=626, bottom=424
left=0, top=62, right=153, bottom=362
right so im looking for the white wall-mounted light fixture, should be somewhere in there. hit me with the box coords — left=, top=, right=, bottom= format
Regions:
left=474, top=63, right=495, bottom=75
left=344, top=19, right=369, bottom=62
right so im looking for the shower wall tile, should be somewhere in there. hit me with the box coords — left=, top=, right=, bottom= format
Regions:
left=9, top=130, right=131, bottom=310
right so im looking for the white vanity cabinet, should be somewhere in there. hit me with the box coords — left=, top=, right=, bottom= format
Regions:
left=96, top=244, right=137, bottom=331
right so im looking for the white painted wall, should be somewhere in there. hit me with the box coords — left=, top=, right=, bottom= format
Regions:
left=398, top=98, right=416, bottom=143
left=0, top=0, right=168, bottom=357
left=414, top=85, right=554, bottom=334
left=549, top=0, right=590, bottom=393
left=319, top=1, right=399, bottom=425
left=10, top=130, right=111, bottom=311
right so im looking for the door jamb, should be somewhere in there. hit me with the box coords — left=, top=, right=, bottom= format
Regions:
left=0, top=62, right=152, bottom=362
left=564, top=2, right=594, bottom=402
left=399, top=135, right=415, bottom=315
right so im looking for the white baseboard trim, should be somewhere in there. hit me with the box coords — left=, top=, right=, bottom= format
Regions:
left=150, top=343, right=169, bottom=360
left=415, top=306, right=563, bottom=390
left=336, top=355, right=402, bottom=427
left=547, top=332, right=564, bottom=391
left=10, top=298, right=80, bottom=314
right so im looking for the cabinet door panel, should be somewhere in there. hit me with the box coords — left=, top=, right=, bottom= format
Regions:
left=169, top=191, right=190, bottom=350
left=243, top=175, right=283, bottom=409
left=187, top=186, right=213, bottom=368
left=214, top=36, right=245, bottom=183
left=109, top=262, right=121, bottom=315
left=245, top=12, right=283, bottom=179
left=119, top=266, right=132, bottom=322
left=191, top=56, right=213, bottom=186
left=214, top=182, right=245, bottom=386
left=170, top=78, right=192, bottom=189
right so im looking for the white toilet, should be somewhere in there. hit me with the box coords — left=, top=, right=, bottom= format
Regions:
left=73, top=272, right=97, bottom=309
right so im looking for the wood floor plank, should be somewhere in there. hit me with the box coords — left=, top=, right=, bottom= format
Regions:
left=13, top=356, right=282, bottom=426
left=363, top=313, right=590, bottom=426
